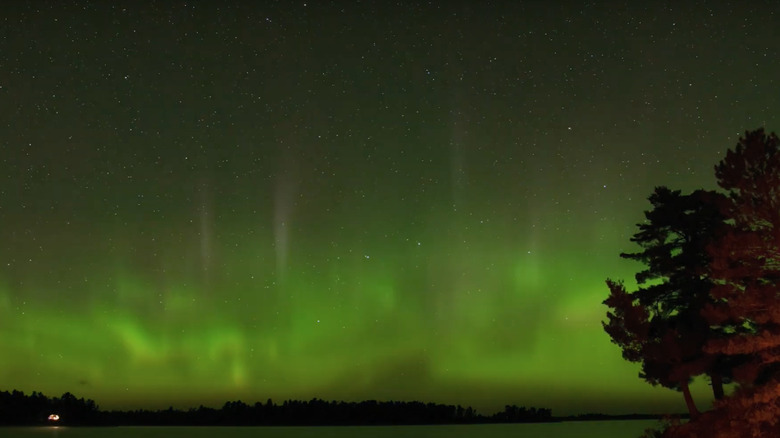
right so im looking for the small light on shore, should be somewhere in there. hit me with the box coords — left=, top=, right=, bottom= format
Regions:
left=48, top=414, right=60, bottom=422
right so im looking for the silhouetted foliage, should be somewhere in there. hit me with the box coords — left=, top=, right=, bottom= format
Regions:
left=683, top=128, right=780, bottom=437
left=705, top=129, right=780, bottom=384
left=604, top=187, right=728, bottom=417
left=609, top=128, right=780, bottom=438
left=490, top=405, right=552, bottom=423
left=660, top=382, right=780, bottom=438
left=0, top=390, right=100, bottom=425
left=0, top=389, right=553, bottom=426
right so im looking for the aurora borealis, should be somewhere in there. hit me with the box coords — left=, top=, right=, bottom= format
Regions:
left=1, top=1, right=780, bottom=416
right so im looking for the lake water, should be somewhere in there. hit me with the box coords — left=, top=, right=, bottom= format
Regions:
left=0, top=420, right=659, bottom=438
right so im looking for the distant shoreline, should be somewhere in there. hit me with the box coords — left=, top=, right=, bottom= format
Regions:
left=0, top=389, right=680, bottom=427
left=557, top=413, right=684, bottom=422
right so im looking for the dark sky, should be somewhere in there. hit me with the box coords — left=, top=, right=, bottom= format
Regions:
left=0, top=1, right=778, bottom=415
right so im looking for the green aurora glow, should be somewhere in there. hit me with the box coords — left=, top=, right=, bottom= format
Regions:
left=1, top=1, right=779, bottom=415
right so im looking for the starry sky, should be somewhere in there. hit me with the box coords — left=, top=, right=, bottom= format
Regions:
left=1, top=1, right=779, bottom=416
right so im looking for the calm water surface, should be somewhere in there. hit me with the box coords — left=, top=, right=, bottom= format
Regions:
left=1, top=421, right=659, bottom=438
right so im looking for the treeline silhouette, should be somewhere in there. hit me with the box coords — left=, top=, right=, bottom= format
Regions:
left=0, top=390, right=99, bottom=425
left=0, top=389, right=553, bottom=426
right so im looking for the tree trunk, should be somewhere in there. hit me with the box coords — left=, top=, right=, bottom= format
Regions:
left=680, top=380, right=700, bottom=419
left=710, top=373, right=724, bottom=400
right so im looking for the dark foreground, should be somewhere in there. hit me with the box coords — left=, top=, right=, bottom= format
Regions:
left=2, top=389, right=557, bottom=426
left=1, top=389, right=670, bottom=429
left=1, top=421, right=661, bottom=438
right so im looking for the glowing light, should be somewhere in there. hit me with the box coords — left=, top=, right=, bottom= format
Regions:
left=48, top=414, right=60, bottom=421
left=0, top=0, right=769, bottom=418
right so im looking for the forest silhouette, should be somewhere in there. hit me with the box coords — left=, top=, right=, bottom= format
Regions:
left=0, top=389, right=555, bottom=426
left=604, top=129, right=780, bottom=437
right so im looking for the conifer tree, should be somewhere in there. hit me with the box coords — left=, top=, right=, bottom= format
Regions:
left=700, top=129, right=780, bottom=435
left=604, top=187, right=727, bottom=417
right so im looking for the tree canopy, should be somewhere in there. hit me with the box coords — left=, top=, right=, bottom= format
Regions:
left=604, top=187, right=726, bottom=417
left=605, top=129, right=780, bottom=437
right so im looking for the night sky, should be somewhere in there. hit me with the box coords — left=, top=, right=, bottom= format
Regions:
left=1, top=1, right=779, bottom=416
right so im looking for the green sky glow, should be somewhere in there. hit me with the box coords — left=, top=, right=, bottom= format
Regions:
left=1, top=1, right=779, bottom=415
